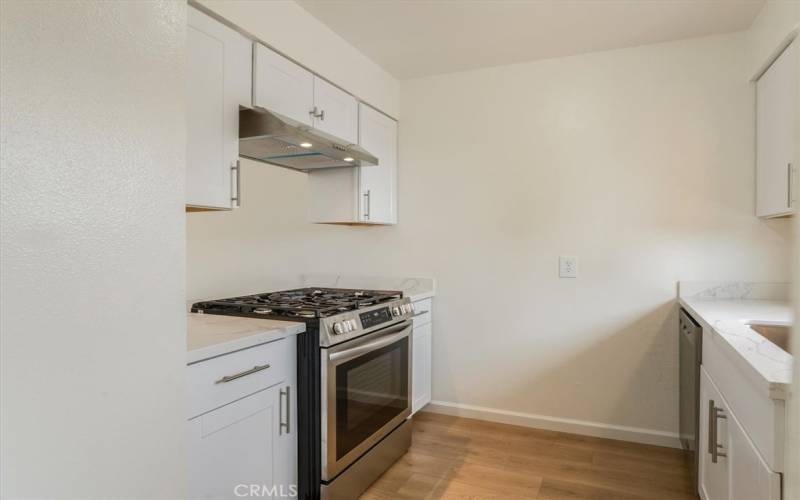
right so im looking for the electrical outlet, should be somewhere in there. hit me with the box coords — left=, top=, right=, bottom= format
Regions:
left=559, top=255, right=578, bottom=278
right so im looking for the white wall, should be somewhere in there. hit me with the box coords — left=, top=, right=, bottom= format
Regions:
left=0, top=2, right=186, bottom=498
left=188, top=31, right=792, bottom=441
left=195, top=0, right=400, bottom=117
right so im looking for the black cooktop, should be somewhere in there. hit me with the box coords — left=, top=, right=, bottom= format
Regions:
left=191, top=287, right=402, bottom=319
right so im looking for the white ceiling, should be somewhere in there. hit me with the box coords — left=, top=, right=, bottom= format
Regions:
left=296, top=0, right=765, bottom=80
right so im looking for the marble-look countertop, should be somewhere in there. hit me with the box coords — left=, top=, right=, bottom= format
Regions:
left=678, top=282, right=793, bottom=400
left=299, top=274, right=435, bottom=301
left=187, top=313, right=305, bottom=364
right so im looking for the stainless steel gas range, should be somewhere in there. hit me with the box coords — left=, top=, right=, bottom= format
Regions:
left=192, top=288, right=417, bottom=500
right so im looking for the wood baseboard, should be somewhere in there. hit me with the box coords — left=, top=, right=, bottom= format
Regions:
left=424, top=400, right=681, bottom=449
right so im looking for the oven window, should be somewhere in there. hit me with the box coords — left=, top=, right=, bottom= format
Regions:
left=336, top=336, right=409, bottom=460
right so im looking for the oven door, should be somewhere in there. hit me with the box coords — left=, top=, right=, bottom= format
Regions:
left=321, top=320, right=412, bottom=481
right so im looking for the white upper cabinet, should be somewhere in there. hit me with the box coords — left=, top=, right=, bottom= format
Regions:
left=186, top=7, right=251, bottom=210
left=358, top=104, right=398, bottom=224
left=253, top=44, right=358, bottom=144
left=253, top=44, right=314, bottom=126
left=756, top=40, right=797, bottom=218
left=312, top=77, right=358, bottom=144
left=307, top=103, right=398, bottom=224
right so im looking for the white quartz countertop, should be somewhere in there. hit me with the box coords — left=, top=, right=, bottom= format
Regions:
left=679, top=296, right=793, bottom=399
left=187, top=313, right=305, bottom=364
left=299, top=274, right=435, bottom=301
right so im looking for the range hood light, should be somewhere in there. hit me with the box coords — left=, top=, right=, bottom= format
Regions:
left=343, top=157, right=354, bottom=162
left=300, top=142, right=313, bottom=148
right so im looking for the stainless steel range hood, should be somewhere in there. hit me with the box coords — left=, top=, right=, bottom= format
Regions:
left=239, top=107, right=378, bottom=171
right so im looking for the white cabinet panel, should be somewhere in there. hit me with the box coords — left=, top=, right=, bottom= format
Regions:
left=411, top=322, right=432, bottom=415
left=253, top=44, right=314, bottom=126
left=188, top=386, right=289, bottom=500
left=411, top=298, right=433, bottom=329
left=188, top=340, right=297, bottom=499
left=358, top=104, right=398, bottom=224
left=699, top=367, right=730, bottom=500
left=699, top=366, right=782, bottom=500
left=729, top=408, right=781, bottom=500
left=307, top=104, right=398, bottom=225
left=307, top=167, right=359, bottom=223
left=186, top=7, right=250, bottom=210
left=313, top=77, right=358, bottom=144
left=703, top=328, right=786, bottom=472
left=757, top=41, right=797, bottom=217
left=187, top=338, right=289, bottom=419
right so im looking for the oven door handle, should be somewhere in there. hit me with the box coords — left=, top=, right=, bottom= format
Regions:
left=328, top=323, right=412, bottom=365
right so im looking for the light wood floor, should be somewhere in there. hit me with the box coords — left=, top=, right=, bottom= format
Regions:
left=361, top=412, right=699, bottom=500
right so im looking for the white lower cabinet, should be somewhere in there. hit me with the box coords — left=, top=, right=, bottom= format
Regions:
left=699, top=366, right=781, bottom=500
left=411, top=298, right=433, bottom=414
left=700, top=367, right=731, bottom=500
left=188, top=339, right=297, bottom=499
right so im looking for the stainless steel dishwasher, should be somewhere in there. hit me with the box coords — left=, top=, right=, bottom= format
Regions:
left=679, top=308, right=702, bottom=492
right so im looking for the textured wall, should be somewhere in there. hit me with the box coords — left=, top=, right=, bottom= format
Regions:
left=188, top=32, right=791, bottom=439
left=0, top=1, right=186, bottom=497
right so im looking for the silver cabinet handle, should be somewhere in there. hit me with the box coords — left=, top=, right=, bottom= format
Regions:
left=279, top=386, right=291, bottom=435
left=412, top=311, right=429, bottom=318
left=789, top=163, right=795, bottom=208
left=708, top=399, right=727, bottom=463
left=214, top=363, right=270, bottom=384
left=230, top=160, right=241, bottom=207
left=309, top=107, right=324, bottom=120
left=363, top=190, right=371, bottom=220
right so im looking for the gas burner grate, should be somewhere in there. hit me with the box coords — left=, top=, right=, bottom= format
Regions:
left=192, top=287, right=402, bottom=318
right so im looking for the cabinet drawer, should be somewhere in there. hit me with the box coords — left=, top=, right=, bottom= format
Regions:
left=188, top=339, right=290, bottom=418
left=412, top=298, right=432, bottom=327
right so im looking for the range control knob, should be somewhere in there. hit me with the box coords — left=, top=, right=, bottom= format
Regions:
left=333, top=322, right=345, bottom=335
left=391, top=306, right=401, bottom=317
left=347, top=319, right=357, bottom=331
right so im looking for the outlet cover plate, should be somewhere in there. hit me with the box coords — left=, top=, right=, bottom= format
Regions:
left=559, top=255, right=578, bottom=278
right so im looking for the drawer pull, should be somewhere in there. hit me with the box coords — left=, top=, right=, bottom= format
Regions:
left=708, top=399, right=727, bottom=463
left=215, top=364, right=271, bottom=384
left=280, top=386, right=291, bottom=435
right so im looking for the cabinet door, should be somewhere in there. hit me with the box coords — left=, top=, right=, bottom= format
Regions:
left=358, top=104, right=398, bottom=224
left=253, top=44, right=314, bottom=126
left=728, top=404, right=781, bottom=500
left=699, top=367, right=729, bottom=500
left=411, top=323, right=432, bottom=414
left=187, top=7, right=250, bottom=209
left=756, top=41, right=797, bottom=217
left=188, top=385, right=290, bottom=499
left=312, top=77, right=358, bottom=144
